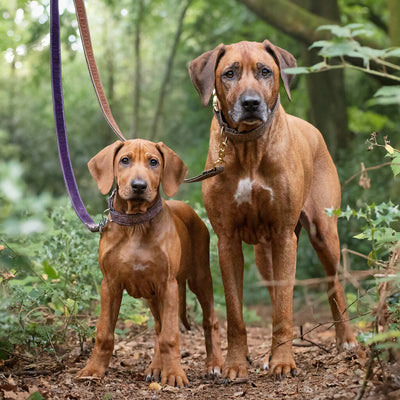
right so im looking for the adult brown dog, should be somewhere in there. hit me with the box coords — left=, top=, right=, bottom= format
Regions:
left=76, top=139, right=223, bottom=386
left=189, top=40, right=356, bottom=380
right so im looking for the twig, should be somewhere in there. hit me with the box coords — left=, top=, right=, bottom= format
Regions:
left=355, top=347, right=376, bottom=400
left=0, top=348, right=34, bottom=363
left=343, top=162, right=392, bottom=187
left=4, top=369, right=53, bottom=377
left=298, top=325, right=330, bottom=353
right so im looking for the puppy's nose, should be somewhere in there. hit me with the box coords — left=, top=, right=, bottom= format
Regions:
left=241, top=93, right=261, bottom=112
left=131, top=179, right=148, bottom=193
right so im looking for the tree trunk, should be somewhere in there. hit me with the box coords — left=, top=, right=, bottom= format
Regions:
left=388, top=0, right=400, bottom=46
left=148, top=0, right=192, bottom=141
left=300, top=0, right=350, bottom=158
left=129, top=0, right=144, bottom=138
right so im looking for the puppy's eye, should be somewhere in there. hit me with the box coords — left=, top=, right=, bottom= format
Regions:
left=261, top=67, right=272, bottom=77
left=149, top=158, right=159, bottom=168
left=224, top=70, right=234, bottom=79
left=120, top=157, right=130, bottom=165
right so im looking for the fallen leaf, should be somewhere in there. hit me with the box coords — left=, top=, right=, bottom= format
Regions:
left=149, top=382, right=161, bottom=390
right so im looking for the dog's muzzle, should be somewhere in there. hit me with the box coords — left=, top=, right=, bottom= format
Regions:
left=229, top=90, right=269, bottom=123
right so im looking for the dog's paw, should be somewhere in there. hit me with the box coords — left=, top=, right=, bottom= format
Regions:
left=266, top=351, right=297, bottom=380
left=222, top=362, right=249, bottom=382
left=160, top=366, right=189, bottom=388
left=205, top=356, right=223, bottom=378
left=337, top=338, right=358, bottom=352
left=205, top=365, right=222, bottom=378
left=75, top=365, right=106, bottom=380
left=145, top=366, right=161, bottom=382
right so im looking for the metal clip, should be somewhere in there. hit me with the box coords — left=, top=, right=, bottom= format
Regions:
left=98, top=208, right=110, bottom=233
left=214, top=134, right=228, bottom=167
left=212, top=89, right=219, bottom=112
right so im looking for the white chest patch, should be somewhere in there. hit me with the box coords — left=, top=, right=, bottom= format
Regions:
left=234, top=178, right=253, bottom=205
left=234, top=178, right=274, bottom=205
left=132, top=263, right=147, bottom=271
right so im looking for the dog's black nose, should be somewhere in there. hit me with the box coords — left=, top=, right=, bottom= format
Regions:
left=241, top=93, right=261, bottom=112
left=131, top=179, right=148, bottom=193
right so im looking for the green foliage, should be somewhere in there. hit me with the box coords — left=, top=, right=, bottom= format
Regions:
left=0, top=200, right=150, bottom=354
left=328, top=202, right=400, bottom=260
left=284, top=23, right=400, bottom=107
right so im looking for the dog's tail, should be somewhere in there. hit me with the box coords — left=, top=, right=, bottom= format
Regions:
left=179, top=282, right=191, bottom=330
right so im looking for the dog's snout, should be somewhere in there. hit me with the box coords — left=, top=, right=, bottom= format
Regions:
left=241, top=92, right=261, bottom=112
left=131, top=179, right=148, bottom=193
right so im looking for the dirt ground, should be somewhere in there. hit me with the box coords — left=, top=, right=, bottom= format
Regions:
left=1, top=312, right=400, bottom=400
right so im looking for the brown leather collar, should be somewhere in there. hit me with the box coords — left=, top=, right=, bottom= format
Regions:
left=213, top=94, right=280, bottom=142
left=107, top=189, right=163, bottom=226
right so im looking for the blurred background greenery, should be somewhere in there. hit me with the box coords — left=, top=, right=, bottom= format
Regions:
left=1, top=0, right=399, bottom=351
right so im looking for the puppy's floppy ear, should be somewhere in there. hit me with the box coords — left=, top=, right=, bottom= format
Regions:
left=263, top=40, right=297, bottom=101
left=189, top=43, right=225, bottom=106
left=88, top=141, right=124, bottom=195
left=156, top=142, right=188, bottom=198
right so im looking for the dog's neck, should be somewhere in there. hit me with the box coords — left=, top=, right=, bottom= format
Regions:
left=107, top=189, right=163, bottom=226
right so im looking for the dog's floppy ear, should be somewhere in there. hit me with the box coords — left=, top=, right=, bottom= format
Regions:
left=156, top=142, right=188, bottom=198
left=88, top=141, right=124, bottom=195
left=263, top=40, right=297, bottom=101
left=189, top=43, right=225, bottom=106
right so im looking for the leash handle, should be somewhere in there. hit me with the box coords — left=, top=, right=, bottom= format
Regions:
left=50, top=0, right=100, bottom=232
left=183, top=166, right=225, bottom=183
left=73, top=0, right=126, bottom=142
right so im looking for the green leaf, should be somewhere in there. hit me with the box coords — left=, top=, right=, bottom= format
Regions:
left=384, top=48, right=400, bottom=58
left=391, top=152, right=400, bottom=177
left=27, top=392, right=45, bottom=400
left=316, top=25, right=352, bottom=38
left=309, top=62, right=327, bottom=72
left=43, top=261, right=58, bottom=280
left=368, top=86, right=400, bottom=106
left=283, top=66, right=310, bottom=74
left=309, top=40, right=330, bottom=50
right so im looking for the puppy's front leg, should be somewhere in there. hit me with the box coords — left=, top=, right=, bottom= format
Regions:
left=158, top=279, right=188, bottom=387
left=76, top=280, right=123, bottom=379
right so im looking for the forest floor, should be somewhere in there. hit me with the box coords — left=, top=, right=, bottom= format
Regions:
left=1, top=305, right=400, bottom=400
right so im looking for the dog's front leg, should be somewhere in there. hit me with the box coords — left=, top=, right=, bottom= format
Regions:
left=267, top=230, right=297, bottom=379
left=76, top=280, right=123, bottom=379
left=218, top=235, right=249, bottom=380
left=158, top=279, right=189, bottom=387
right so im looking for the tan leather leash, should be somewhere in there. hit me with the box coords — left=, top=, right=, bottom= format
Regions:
left=73, top=0, right=126, bottom=142
left=73, top=0, right=224, bottom=182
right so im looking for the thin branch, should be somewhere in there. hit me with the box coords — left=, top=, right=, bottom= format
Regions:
left=355, top=347, right=377, bottom=400
left=343, top=162, right=392, bottom=186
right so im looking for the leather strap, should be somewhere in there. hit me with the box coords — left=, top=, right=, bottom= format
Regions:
left=183, top=166, right=225, bottom=183
left=73, top=0, right=127, bottom=142
left=107, top=190, right=163, bottom=226
left=50, top=0, right=100, bottom=232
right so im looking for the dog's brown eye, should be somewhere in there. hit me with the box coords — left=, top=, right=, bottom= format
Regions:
left=120, top=157, right=130, bottom=165
left=149, top=158, right=159, bottom=168
left=225, top=70, right=234, bottom=79
left=261, top=67, right=271, bottom=77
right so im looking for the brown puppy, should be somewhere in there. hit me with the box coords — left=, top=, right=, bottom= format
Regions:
left=189, top=40, right=356, bottom=380
left=76, top=139, right=223, bottom=386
